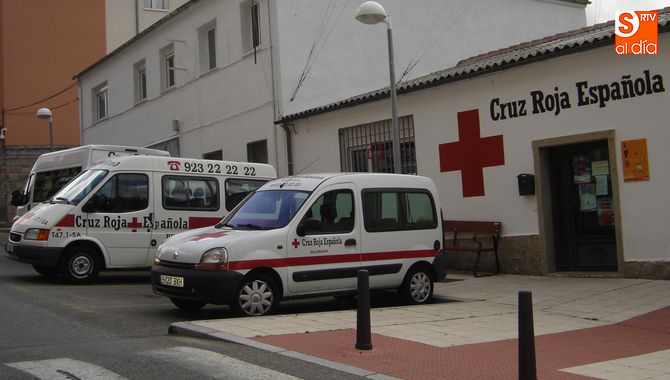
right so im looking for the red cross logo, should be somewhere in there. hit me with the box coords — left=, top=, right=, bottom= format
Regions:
left=190, top=230, right=229, bottom=241
left=439, top=109, right=505, bottom=197
left=291, top=238, right=300, bottom=249
left=128, top=217, right=143, bottom=232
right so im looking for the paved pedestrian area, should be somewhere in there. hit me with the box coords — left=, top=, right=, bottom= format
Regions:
left=172, top=274, right=670, bottom=379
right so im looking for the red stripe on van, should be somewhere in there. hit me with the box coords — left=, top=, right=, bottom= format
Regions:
left=55, top=214, right=75, bottom=227
left=227, top=249, right=437, bottom=271
left=188, top=217, right=221, bottom=229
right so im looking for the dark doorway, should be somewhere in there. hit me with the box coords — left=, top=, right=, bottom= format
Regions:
left=549, top=140, right=617, bottom=271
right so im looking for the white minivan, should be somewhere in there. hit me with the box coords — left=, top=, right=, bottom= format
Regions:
left=6, top=155, right=276, bottom=283
left=10, top=144, right=170, bottom=222
left=151, top=173, right=447, bottom=315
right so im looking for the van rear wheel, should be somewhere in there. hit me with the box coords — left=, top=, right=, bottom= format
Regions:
left=400, top=266, right=433, bottom=305
left=233, top=273, right=279, bottom=317
left=170, top=298, right=206, bottom=310
left=59, top=245, right=101, bottom=284
left=33, top=264, right=59, bottom=277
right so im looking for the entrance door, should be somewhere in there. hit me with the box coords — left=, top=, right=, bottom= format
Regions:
left=549, top=140, right=617, bottom=271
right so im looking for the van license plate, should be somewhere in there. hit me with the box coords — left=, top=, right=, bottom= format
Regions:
left=5, top=243, right=14, bottom=253
left=160, top=275, right=184, bottom=287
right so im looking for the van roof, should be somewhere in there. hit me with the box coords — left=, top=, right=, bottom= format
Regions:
left=259, top=172, right=435, bottom=192
left=90, top=155, right=277, bottom=178
left=37, top=144, right=169, bottom=160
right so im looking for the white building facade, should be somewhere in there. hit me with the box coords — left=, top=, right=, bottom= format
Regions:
left=105, top=0, right=190, bottom=53
left=77, top=0, right=587, bottom=174
left=279, top=12, right=670, bottom=278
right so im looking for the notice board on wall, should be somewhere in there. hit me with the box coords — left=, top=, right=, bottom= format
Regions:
left=622, top=138, right=650, bottom=182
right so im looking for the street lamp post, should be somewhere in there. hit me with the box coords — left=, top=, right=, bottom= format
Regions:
left=356, top=1, right=401, bottom=174
left=36, top=107, right=53, bottom=151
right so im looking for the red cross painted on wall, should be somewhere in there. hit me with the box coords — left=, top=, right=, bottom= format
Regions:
left=439, top=109, right=505, bottom=197
left=292, top=238, right=301, bottom=249
left=190, top=230, right=229, bottom=241
left=128, top=217, right=143, bottom=232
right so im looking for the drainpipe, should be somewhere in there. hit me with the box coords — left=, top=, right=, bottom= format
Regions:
left=135, top=0, right=140, bottom=36
left=280, top=123, right=294, bottom=175
left=76, top=77, right=84, bottom=144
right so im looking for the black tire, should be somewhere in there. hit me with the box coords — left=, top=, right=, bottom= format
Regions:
left=59, top=245, right=101, bottom=284
left=233, top=273, right=279, bottom=316
left=400, top=266, right=434, bottom=305
left=170, top=297, right=207, bottom=310
left=32, top=264, right=59, bottom=277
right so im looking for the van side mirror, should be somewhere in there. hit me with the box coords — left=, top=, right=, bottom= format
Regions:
left=10, top=190, right=23, bottom=207
left=296, top=218, right=322, bottom=236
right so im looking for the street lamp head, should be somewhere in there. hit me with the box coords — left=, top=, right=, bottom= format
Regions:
left=356, top=1, right=387, bottom=25
left=36, top=108, right=52, bottom=120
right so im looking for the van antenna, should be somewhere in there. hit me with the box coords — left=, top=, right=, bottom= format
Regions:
left=279, top=157, right=319, bottom=188
left=295, top=157, right=319, bottom=175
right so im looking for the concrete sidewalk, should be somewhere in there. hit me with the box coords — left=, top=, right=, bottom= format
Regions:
left=170, top=274, right=670, bottom=379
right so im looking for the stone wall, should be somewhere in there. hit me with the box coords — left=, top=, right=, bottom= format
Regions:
left=446, top=234, right=542, bottom=276
left=0, top=145, right=73, bottom=228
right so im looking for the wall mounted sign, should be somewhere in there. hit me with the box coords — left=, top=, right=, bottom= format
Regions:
left=488, top=70, right=665, bottom=121
left=622, top=138, right=650, bottom=182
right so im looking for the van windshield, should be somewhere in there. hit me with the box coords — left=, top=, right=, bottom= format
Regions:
left=52, top=170, right=109, bottom=205
left=219, top=190, right=310, bottom=230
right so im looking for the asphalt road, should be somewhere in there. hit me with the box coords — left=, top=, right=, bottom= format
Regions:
left=0, top=232, right=364, bottom=380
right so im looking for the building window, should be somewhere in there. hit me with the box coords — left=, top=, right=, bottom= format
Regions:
left=134, top=60, right=147, bottom=103
left=160, top=44, right=175, bottom=91
left=247, top=139, right=268, bottom=163
left=148, top=137, right=180, bottom=157
left=339, top=116, right=417, bottom=174
left=144, top=0, right=168, bottom=10
left=203, top=150, right=223, bottom=160
left=240, top=0, right=261, bottom=53
left=93, top=83, right=108, bottom=122
left=198, top=22, right=217, bottom=74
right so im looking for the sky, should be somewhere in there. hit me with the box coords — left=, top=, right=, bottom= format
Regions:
left=586, top=0, right=670, bottom=24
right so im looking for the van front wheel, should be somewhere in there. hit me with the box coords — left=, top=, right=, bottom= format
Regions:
left=400, top=266, right=433, bottom=305
left=233, top=273, right=278, bottom=316
left=59, top=246, right=101, bottom=284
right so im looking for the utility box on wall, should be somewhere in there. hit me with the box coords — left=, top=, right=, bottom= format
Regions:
left=517, top=174, right=535, bottom=196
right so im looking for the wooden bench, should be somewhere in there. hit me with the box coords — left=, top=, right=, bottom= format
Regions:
left=443, top=220, right=502, bottom=277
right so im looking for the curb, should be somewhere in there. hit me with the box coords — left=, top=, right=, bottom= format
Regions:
left=168, top=321, right=398, bottom=380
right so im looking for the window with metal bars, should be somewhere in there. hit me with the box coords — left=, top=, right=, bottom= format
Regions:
left=338, top=116, right=417, bottom=174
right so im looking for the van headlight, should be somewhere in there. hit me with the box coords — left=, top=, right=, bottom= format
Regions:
left=196, top=248, right=228, bottom=271
left=24, top=228, right=50, bottom=241
left=154, top=244, right=164, bottom=265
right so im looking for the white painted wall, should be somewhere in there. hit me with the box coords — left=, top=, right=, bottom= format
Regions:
left=82, top=0, right=586, bottom=175
left=83, top=0, right=277, bottom=165
left=105, top=0, right=190, bottom=53
left=274, top=0, right=586, bottom=117
left=289, top=34, right=670, bottom=262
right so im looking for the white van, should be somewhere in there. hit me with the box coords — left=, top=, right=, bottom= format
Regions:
left=10, top=145, right=170, bottom=222
left=6, top=155, right=276, bottom=283
left=151, top=173, right=447, bottom=316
